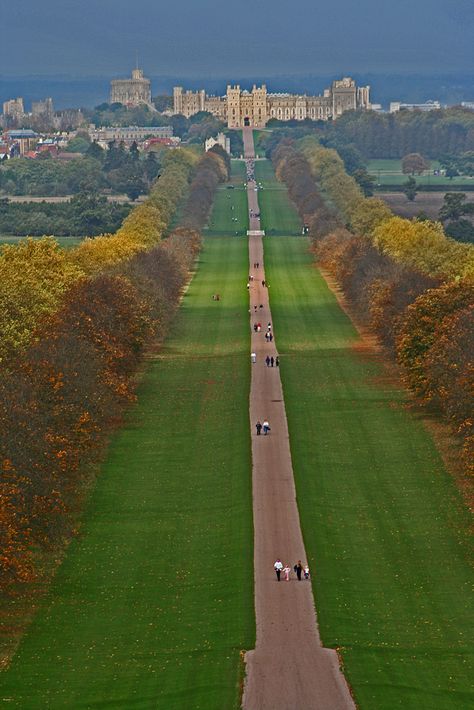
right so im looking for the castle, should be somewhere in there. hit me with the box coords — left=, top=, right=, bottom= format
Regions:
left=110, top=68, right=153, bottom=108
left=173, top=77, right=370, bottom=128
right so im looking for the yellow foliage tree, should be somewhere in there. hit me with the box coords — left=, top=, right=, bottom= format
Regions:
left=0, top=238, right=84, bottom=363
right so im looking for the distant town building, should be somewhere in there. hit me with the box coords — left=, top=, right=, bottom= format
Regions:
left=110, top=68, right=153, bottom=108
left=54, top=109, right=85, bottom=131
left=89, top=125, right=173, bottom=144
left=173, top=77, right=371, bottom=128
left=3, top=97, right=25, bottom=122
left=205, top=132, right=231, bottom=154
left=389, top=100, right=442, bottom=113
left=6, top=129, right=38, bottom=156
left=461, top=101, right=474, bottom=111
left=32, top=97, right=54, bottom=118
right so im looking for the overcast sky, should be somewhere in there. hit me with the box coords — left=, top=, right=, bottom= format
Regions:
left=1, top=0, right=473, bottom=77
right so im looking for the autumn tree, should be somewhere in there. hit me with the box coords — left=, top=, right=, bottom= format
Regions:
left=402, top=153, right=430, bottom=175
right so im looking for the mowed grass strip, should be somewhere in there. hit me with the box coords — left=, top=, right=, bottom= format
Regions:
left=0, top=241, right=254, bottom=703
left=263, top=236, right=473, bottom=710
left=255, top=160, right=301, bottom=235
left=205, top=160, right=248, bottom=237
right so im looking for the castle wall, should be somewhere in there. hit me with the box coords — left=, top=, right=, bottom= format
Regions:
left=172, top=78, right=370, bottom=127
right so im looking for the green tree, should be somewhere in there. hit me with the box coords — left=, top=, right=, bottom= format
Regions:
left=353, top=168, right=376, bottom=197
left=86, top=140, right=104, bottom=162
left=402, top=176, right=418, bottom=201
left=439, top=192, right=474, bottom=221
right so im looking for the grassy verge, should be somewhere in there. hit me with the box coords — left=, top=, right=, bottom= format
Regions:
left=204, top=161, right=248, bottom=236
left=263, top=236, right=473, bottom=710
left=254, top=160, right=301, bottom=235
left=0, top=176, right=254, bottom=707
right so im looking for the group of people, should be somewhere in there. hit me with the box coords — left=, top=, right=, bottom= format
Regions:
left=265, top=355, right=279, bottom=367
left=246, top=159, right=255, bottom=182
left=274, top=559, right=310, bottom=582
left=255, top=420, right=271, bottom=436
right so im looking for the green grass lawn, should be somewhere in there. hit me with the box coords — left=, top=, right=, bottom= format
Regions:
left=0, top=217, right=254, bottom=705
left=0, top=235, right=84, bottom=249
left=254, top=160, right=302, bottom=235
left=263, top=236, right=473, bottom=709
left=205, top=162, right=248, bottom=236
left=367, top=159, right=474, bottom=187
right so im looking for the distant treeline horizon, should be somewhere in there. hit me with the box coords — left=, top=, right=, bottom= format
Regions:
left=1, top=72, right=474, bottom=112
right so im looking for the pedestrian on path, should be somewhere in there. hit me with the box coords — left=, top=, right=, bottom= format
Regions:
left=270, top=356, right=274, bottom=367
left=265, top=332, right=269, bottom=342
left=304, top=564, right=310, bottom=580
left=294, top=560, right=303, bottom=581
left=256, top=420, right=262, bottom=436
left=265, top=355, right=270, bottom=367
left=276, top=356, right=279, bottom=367
left=251, top=352, right=257, bottom=363
left=269, top=333, right=273, bottom=342
left=274, top=559, right=283, bottom=581
left=263, top=419, right=271, bottom=435
left=283, top=564, right=291, bottom=581
left=262, top=280, right=266, bottom=287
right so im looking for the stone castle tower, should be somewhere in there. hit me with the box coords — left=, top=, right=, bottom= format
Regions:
left=110, top=68, right=152, bottom=108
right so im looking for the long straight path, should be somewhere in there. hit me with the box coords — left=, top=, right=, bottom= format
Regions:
left=242, top=128, right=355, bottom=710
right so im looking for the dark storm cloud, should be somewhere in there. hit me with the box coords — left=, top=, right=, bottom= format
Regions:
left=1, top=0, right=472, bottom=76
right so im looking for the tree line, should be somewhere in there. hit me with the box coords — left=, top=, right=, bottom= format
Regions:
left=265, top=107, right=474, bottom=161
left=0, top=146, right=228, bottom=592
left=0, top=141, right=160, bottom=201
left=0, top=193, right=131, bottom=237
left=271, top=137, right=474, bottom=486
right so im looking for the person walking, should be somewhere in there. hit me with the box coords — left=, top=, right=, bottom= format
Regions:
left=270, top=356, right=274, bottom=367
left=256, top=420, right=262, bottom=436
left=263, top=419, right=270, bottom=435
left=274, top=559, right=283, bottom=582
left=276, top=356, right=279, bottom=367
left=251, top=352, right=257, bottom=363
left=294, top=560, right=303, bottom=581
left=304, top=564, right=310, bottom=580
left=283, top=564, right=291, bottom=581
left=265, top=355, right=270, bottom=367
left=269, top=333, right=273, bottom=342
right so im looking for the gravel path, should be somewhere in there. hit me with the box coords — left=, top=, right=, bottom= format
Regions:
left=241, top=127, right=355, bottom=710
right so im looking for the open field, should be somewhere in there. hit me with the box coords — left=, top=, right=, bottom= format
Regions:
left=379, top=191, right=474, bottom=220
left=205, top=161, right=248, bottom=236
left=367, top=159, right=474, bottom=188
left=254, top=160, right=301, bottom=235
left=0, top=168, right=254, bottom=706
left=0, top=234, right=84, bottom=249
